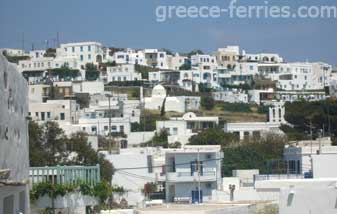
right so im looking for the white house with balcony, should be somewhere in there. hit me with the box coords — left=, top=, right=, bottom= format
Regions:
left=190, top=54, right=218, bottom=72
left=156, top=112, right=219, bottom=145
left=144, top=49, right=169, bottom=69
left=102, top=64, right=142, bottom=83
left=110, top=48, right=146, bottom=65
left=165, top=145, right=223, bottom=203
left=56, top=42, right=105, bottom=68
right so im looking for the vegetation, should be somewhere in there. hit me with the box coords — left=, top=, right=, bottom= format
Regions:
left=188, top=128, right=238, bottom=148
left=85, top=63, right=100, bottom=81
left=182, top=49, right=204, bottom=58
left=49, top=66, right=80, bottom=80
left=179, top=62, right=191, bottom=70
left=131, top=110, right=168, bottom=131
left=141, top=130, right=169, bottom=148
left=285, top=99, right=337, bottom=139
left=135, top=64, right=158, bottom=79
left=220, top=102, right=253, bottom=113
left=142, top=182, right=158, bottom=199
left=43, top=48, right=56, bottom=58
left=160, top=48, right=174, bottom=55
left=220, top=83, right=253, bottom=91
left=280, top=125, right=309, bottom=141
left=198, top=83, right=212, bottom=93
left=29, top=121, right=114, bottom=182
left=200, top=96, right=215, bottom=110
left=222, top=133, right=287, bottom=176
left=30, top=181, right=124, bottom=204
left=257, top=105, right=271, bottom=114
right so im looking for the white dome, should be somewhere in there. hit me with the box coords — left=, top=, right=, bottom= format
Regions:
left=152, top=84, right=167, bottom=97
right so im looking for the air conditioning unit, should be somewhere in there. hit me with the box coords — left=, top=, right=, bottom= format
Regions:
left=206, top=183, right=212, bottom=189
left=206, top=154, right=212, bottom=159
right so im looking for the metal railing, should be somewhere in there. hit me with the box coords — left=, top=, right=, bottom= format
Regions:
left=254, top=174, right=304, bottom=182
left=29, top=165, right=100, bottom=187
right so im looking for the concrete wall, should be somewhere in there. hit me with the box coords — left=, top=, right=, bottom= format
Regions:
left=279, top=186, right=337, bottom=214
left=312, top=154, right=337, bottom=178
left=127, top=131, right=155, bottom=146
left=0, top=53, right=30, bottom=213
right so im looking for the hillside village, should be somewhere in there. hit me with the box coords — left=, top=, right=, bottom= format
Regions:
left=1, top=42, right=337, bottom=214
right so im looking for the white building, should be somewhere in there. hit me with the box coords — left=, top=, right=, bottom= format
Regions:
left=165, top=145, right=223, bottom=203
left=283, top=138, right=337, bottom=177
left=104, top=147, right=166, bottom=206
left=224, top=103, right=285, bottom=140
left=102, top=64, right=142, bottom=83
left=29, top=50, right=46, bottom=59
left=110, top=48, right=146, bottom=65
left=0, top=53, right=30, bottom=214
left=29, top=99, right=78, bottom=124
left=144, top=49, right=169, bottom=69
left=144, top=85, right=200, bottom=113
left=156, top=112, right=219, bottom=145
left=56, top=42, right=105, bottom=68
left=190, top=54, right=218, bottom=72
left=0, top=48, right=27, bottom=56
left=212, top=90, right=248, bottom=103
left=167, top=53, right=187, bottom=70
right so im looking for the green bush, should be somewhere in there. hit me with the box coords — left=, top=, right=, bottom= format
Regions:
left=221, top=102, right=252, bottom=113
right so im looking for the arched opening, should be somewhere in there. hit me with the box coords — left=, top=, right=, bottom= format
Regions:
left=96, top=55, right=102, bottom=63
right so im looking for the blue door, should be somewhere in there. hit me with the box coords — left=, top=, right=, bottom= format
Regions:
left=192, top=190, right=203, bottom=203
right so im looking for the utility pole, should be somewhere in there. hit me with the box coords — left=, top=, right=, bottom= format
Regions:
left=106, top=94, right=112, bottom=154
left=197, top=148, right=201, bottom=204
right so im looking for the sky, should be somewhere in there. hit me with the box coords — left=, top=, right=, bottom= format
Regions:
left=0, top=0, right=336, bottom=66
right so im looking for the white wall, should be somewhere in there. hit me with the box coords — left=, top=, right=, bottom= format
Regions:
left=0, top=53, right=30, bottom=214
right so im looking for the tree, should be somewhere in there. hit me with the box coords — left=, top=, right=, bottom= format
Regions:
left=28, top=122, right=114, bottom=182
left=200, top=96, right=215, bottom=110
left=42, top=121, right=68, bottom=165
left=43, top=48, right=56, bottom=58
left=179, top=63, right=191, bottom=70
left=141, top=130, right=169, bottom=148
left=189, top=128, right=238, bottom=147
left=29, top=121, right=48, bottom=166
left=222, top=133, right=287, bottom=176
left=85, top=63, right=100, bottom=81
left=285, top=99, right=337, bottom=139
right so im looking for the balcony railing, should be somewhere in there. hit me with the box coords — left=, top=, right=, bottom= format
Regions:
left=166, top=170, right=216, bottom=182
left=29, top=165, right=100, bottom=188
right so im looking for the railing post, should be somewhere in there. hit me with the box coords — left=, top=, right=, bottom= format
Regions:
left=96, top=164, right=100, bottom=183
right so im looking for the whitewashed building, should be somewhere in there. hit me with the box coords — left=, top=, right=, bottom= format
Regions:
left=165, top=145, right=223, bottom=203
left=102, top=64, right=142, bottom=83
left=56, top=42, right=105, bottom=68
left=144, top=85, right=200, bottom=113
left=190, top=54, right=218, bottom=72
left=212, top=90, right=248, bottom=103
left=0, top=53, right=30, bottom=214
left=156, top=112, right=219, bottom=145
left=224, top=103, right=285, bottom=140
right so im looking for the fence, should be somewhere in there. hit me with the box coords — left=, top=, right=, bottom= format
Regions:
left=29, top=165, right=100, bottom=187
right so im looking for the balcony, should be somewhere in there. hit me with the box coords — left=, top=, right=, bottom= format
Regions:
left=166, top=170, right=216, bottom=183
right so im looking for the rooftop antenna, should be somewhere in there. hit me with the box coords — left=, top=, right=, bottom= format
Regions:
left=21, top=32, right=25, bottom=51
left=56, top=32, right=60, bottom=48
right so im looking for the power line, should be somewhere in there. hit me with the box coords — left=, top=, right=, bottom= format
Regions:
left=114, top=157, right=223, bottom=171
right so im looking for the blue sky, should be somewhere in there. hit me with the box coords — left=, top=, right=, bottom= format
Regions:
left=0, top=0, right=336, bottom=66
